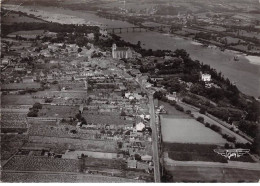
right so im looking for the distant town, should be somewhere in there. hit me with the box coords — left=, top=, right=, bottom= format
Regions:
left=1, top=0, right=260, bottom=183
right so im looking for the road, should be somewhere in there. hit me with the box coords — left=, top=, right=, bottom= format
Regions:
left=148, top=95, right=161, bottom=182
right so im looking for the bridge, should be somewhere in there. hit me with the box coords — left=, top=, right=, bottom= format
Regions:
left=104, top=25, right=171, bottom=34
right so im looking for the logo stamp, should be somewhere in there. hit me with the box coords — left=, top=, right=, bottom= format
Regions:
left=214, top=149, right=250, bottom=159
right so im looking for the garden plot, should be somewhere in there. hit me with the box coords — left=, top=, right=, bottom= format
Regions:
left=1, top=95, right=43, bottom=105
left=38, top=105, right=78, bottom=118
left=28, top=136, right=117, bottom=153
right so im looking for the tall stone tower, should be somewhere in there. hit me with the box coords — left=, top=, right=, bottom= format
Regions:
left=112, top=43, right=117, bottom=58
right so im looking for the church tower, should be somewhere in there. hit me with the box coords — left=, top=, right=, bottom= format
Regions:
left=112, top=43, right=117, bottom=58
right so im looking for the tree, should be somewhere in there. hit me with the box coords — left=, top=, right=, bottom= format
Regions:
left=199, top=108, right=206, bottom=114
left=117, top=141, right=123, bottom=149
left=120, top=110, right=127, bottom=116
left=134, top=154, right=141, bottom=161
left=27, top=110, right=38, bottom=117
left=33, top=102, right=42, bottom=109
left=153, top=91, right=164, bottom=100
left=197, top=116, right=204, bottom=123
left=137, top=41, right=141, bottom=48
left=78, top=47, right=82, bottom=53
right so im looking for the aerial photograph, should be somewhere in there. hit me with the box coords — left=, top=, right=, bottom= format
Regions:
left=0, top=0, right=260, bottom=183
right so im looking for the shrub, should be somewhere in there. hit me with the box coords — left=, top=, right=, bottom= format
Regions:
left=45, top=98, right=53, bottom=103
left=175, top=104, right=184, bottom=112
left=197, top=116, right=204, bottom=123
left=224, top=143, right=230, bottom=149
left=134, top=154, right=142, bottom=161
left=226, top=136, right=236, bottom=143
left=33, top=102, right=42, bottom=109
left=210, top=124, right=221, bottom=132
left=27, top=110, right=38, bottom=117
left=186, top=110, right=191, bottom=114
left=199, top=108, right=206, bottom=114
left=205, top=122, right=210, bottom=127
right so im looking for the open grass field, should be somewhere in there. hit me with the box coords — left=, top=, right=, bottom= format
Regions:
left=165, top=165, right=260, bottom=182
left=161, top=115, right=227, bottom=145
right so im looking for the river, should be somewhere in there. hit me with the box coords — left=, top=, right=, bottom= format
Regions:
left=6, top=5, right=260, bottom=97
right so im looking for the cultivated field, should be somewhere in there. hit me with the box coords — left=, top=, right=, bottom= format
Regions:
left=3, top=156, right=80, bottom=172
left=1, top=83, right=41, bottom=90
left=82, top=113, right=133, bottom=126
left=37, top=105, right=79, bottom=118
left=1, top=95, right=43, bottom=105
left=161, top=115, right=227, bottom=144
left=2, top=172, right=77, bottom=182
left=28, top=136, right=117, bottom=152
left=1, top=172, right=144, bottom=182
left=165, top=165, right=260, bottom=182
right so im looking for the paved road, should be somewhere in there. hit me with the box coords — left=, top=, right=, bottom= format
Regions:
left=134, top=77, right=161, bottom=182
left=149, top=95, right=161, bottom=182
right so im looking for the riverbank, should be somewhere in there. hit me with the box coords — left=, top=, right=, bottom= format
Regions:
left=3, top=3, right=259, bottom=97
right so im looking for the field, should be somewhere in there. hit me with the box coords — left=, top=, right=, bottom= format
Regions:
left=3, top=156, right=80, bottom=172
left=164, top=143, right=227, bottom=163
left=28, top=123, right=96, bottom=140
left=165, top=165, right=260, bottom=182
left=161, top=115, right=227, bottom=145
left=1, top=172, right=144, bottom=182
left=1, top=95, right=43, bottom=105
left=1, top=83, right=41, bottom=91
left=82, top=113, right=133, bottom=126
left=1, top=134, right=28, bottom=160
left=38, top=105, right=79, bottom=118
left=27, top=136, right=117, bottom=152
left=163, top=143, right=254, bottom=163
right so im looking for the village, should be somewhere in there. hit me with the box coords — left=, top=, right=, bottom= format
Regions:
left=1, top=6, right=260, bottom=182
left=1, top=28, right=158, bottom=182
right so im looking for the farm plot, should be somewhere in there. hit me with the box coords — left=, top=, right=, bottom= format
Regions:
left=82, top=113, right=133, bottom=126
left=2, top=172, right=77, bottom=182
left=1, top=83, right=41, bottom=91
left=1, top=95, right=43, bottom=105
left=161, top=115, right=226, bottom=145
left=28, top=136, right=117, bottom=152
left=83, top=157, right=126, bottom=170
left=164, top=143, right=227, bottom=163
left=38, top=105, right=78, bottom=118
left=28, top=124, right=95, bottom=140
left=1, top=112, right=27, bottom=128
left=1, top=134, right=28, bottom=160
left=3, top=156, right=80, bottom=172
left=165, top=165, right=260, bottom=182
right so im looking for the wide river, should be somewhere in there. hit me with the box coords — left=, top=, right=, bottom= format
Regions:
left=7, top=5, right=259, bottom=97
left=80, top=12, right=260, bottom=97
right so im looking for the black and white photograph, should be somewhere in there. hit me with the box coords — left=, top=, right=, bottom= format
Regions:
left=1, top=0, right=260, bottom=183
